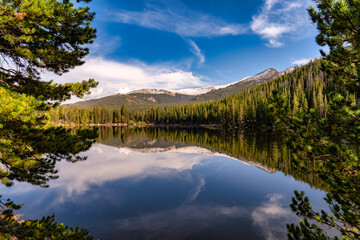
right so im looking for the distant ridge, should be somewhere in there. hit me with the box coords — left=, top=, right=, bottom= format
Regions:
left=193, top=68, right=280, bottom=101
left=116, top=80, right=237, bottom=96
left=71, top=68, right=287, bottom=109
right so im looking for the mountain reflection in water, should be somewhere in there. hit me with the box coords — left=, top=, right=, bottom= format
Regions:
left=1, top=127, right=327, bottom=240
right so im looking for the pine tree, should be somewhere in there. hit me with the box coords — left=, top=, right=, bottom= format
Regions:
left=0, top=0, right=98, bottom=238
left=271, top=1, right=360, bottom=239
left=121, top=105, right=130, bottom=124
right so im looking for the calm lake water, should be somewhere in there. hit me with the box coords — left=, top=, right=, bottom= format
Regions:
left=1, top=127, right=328, bottom=240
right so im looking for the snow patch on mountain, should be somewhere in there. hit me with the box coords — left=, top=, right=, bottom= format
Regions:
left=122, top=146, right=276, bottom=174
left=117, top=87, right=132, bottom=94
left=170, top=86, right=218, bottom=95
left=117, top=76, right=252, bottom=96
left=242, top=68, right=278, bottom=83
left=127, top=89, right=176, bottom=96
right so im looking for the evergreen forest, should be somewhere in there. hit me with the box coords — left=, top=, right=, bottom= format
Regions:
left=1, top=0, right=360, bottom=239
left=50, top=59, right=333, bottom=129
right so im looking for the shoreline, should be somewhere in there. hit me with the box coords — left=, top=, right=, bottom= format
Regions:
left=51, top=122, right=224, bottom=130
left=50, top=122, right=276, bottom=132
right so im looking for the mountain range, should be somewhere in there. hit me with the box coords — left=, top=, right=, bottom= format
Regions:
left=71, top=67, right=292, bottom=109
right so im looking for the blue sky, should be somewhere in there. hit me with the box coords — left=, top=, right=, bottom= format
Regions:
left=48, top=0, right=321, bottom=101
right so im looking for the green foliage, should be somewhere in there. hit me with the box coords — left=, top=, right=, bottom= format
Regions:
left=193, top=68, right=280, bottom=102
left=50, top=105, right=131, bottom=125
left=287, top=191, right=359, bottom=240
left=137, top=60, right=328, bottom=128
left=309, top=0, right=360, bottom=94
left=287, top=218, right=334, bottom=240
left=0, top=87, right=97, bottom=187
left=0, top=203, right=93, bottom=240
left=0, top=0, right=98, bottom=238
left=269, top=0, right=360, bottom=238
left=0, top=0, right=98, bottom=102
left=98, top=127, right=328, bottom=190
left=44, top=1, right=360, bottom=238
left=121, top=105, right=129, bottom=124
left=52, top=59, right=331, bottom=133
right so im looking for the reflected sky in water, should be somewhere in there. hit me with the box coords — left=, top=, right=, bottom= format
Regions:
left=1, top=129, right=327, bottom=240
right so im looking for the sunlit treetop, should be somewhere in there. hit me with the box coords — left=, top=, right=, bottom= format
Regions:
left=308, top=0, right=360, bottom=92
left=0, top=0, right=98, bottom=102
left=0, top=0, right=99, bottom=187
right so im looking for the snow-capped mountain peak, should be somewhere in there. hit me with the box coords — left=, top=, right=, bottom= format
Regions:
left=117, top=87, right=132, bottom=94
left=117, top=76, right=252, bottom=96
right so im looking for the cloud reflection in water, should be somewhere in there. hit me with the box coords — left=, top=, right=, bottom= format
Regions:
left=251, top=194, right=294, bottom=240
left=53, top=144, right=211, bottom=197
left=1, top=140, right=317, bottom=240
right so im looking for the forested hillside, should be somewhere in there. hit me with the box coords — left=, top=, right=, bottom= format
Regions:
left=50, top=59, right=333, bottom=128
left=192, top=68, right=280, bottom=101
left=144, top=59, right=329, bottom=127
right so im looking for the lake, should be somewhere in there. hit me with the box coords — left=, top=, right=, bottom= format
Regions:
left=1, top=127, right=328, bottom=240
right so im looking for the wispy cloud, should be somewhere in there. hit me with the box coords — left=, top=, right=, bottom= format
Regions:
left=183, top=177, right=205, bottom=204
left=265, top=0, right=280, bottom=11
left=186, top=39, right=205, bottom=65
left=89, top=35, right=122, bottom=57
left=292, top=58, right=313, bottom=66
left=42, top=57, right=206, bottom=103
left=111, top=2, right=247, bottom=38
left=109, top=1, right=247, bottom=64
left=251, top=0, right=312, bottom=47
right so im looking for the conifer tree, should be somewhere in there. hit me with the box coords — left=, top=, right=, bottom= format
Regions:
left=0, top=0, right=98, bottom=238
left=121, top=105, right=130, bottom=124
left=268, top=0, right=360, bottom=239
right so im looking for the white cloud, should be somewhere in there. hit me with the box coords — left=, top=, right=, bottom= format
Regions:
left=112, top=2, right=247, bottom=37
left=186, top=39, right=205, bottom=65
left=251, top=194, right=294, bottom=240
left=292, top=58, right=313, bottom=66
left=42, top=57, right=206, bottom=103
left=4, top=144, right=210, bottom=215
left=3, top=144, right=209, bottom=212
left=251, top=0, right=313, bottom=47
left=51, top=144, right=206, bottom=197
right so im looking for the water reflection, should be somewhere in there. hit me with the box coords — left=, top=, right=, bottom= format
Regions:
left=1, top=127, right=327, bottom=240
left=99, top=127, right=327, bottom=190
left=55, top=145, right=208, bottom=196
left=252, top=194, right=293, bottom=240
